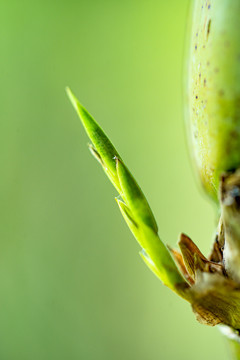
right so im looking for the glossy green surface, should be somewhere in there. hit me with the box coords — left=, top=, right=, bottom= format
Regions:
left=68, top=89, right=189, bottom=297
left=188, top=0, right=240, bottom=202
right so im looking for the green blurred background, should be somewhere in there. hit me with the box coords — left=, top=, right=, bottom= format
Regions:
left=0, top=0, right=230, bottom=359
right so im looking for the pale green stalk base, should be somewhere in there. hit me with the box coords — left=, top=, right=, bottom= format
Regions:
left=228, top=339, right=240, bottom=360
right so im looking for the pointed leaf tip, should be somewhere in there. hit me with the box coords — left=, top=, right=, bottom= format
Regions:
left=67, top=88, right=189, bottom=299
left=67, top=88, right=121, bottom=192
left=88, top=144, right=104, bottom=165
left=66, top=87, right=79, bottom=112
left=116, top=198, right=138, bottom=230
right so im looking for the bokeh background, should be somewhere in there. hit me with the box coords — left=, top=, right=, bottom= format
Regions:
left=0, top=0, right=231, bottom=359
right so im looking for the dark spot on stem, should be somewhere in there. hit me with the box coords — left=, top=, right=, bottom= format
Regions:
left=196, top=96, right=198, bottom=99
left=207, top=19, right=211, bottom=39
left=204, top=79, right=207, bottom=86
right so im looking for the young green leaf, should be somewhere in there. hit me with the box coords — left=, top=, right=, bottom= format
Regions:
left=116, top=158, right=158, bottom=233
left=67, top=88, right=189, bottom=300
left=116, top=198, right=139, bottom=239
left=116, top=198, right=189, bottom=299
left=139, top=250, right=189, bottom=300
left=66, top=87, right=121, bottom=192
left=138, top=224, right=189, bottom=298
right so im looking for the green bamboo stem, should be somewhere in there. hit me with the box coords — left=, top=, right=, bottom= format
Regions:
left=228, top=341, right=240, bottom=360
left=188, top=2, right=240, bottom=357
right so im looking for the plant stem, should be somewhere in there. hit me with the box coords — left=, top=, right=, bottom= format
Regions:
left=228, top=339, right=240, bottom=360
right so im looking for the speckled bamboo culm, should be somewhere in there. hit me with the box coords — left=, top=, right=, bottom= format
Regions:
left=67, top=1, right=240, bottom=359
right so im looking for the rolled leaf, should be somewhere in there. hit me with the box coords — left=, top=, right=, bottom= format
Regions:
left=66, top=87, right=121, bottom=192
left=67, top=87, right=189, bottom=300
left=117, top=199, right=190, bottom=299
left=116, top=158, right=158, bottom=233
